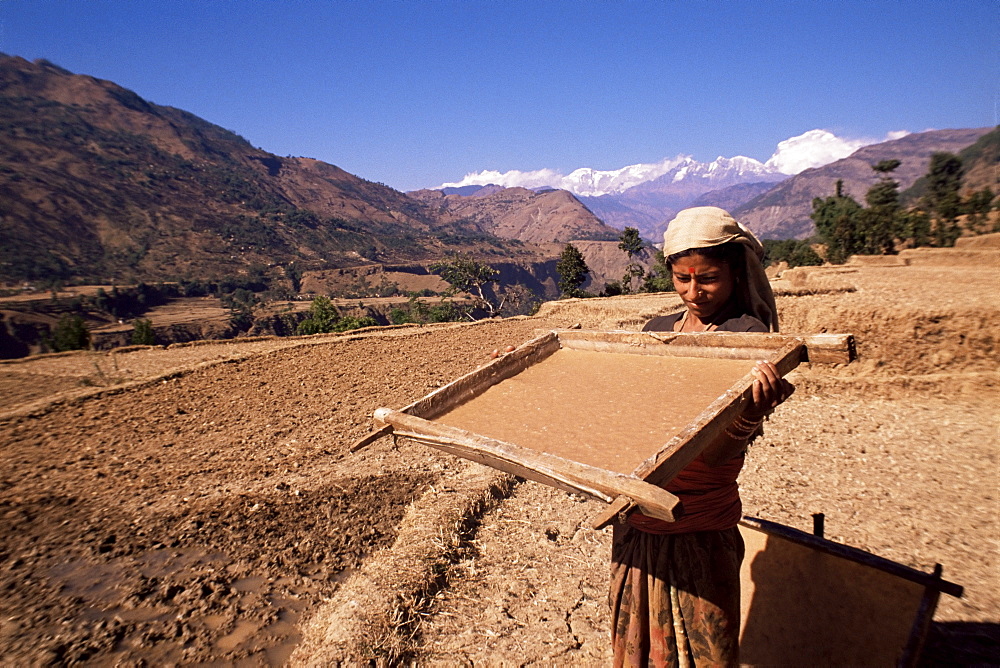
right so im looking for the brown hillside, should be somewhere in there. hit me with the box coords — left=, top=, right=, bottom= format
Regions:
left=0, top=56, right=536, bottom=283
left=409, top=187, right=620, bottom=244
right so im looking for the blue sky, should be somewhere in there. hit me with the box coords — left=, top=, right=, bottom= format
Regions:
left=1, top=0, right=996, bottom=191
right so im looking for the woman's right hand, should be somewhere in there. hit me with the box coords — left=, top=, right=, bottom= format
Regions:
left=746, top=360, right=794, bottom=419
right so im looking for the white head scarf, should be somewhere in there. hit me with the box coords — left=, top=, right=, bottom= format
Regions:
left=662, top=206, right=779, bottom=332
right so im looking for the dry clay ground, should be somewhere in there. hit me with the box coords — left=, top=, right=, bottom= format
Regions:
left=1, top=252, right=998, bottom=665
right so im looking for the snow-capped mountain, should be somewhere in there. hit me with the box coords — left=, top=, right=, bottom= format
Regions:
left=572, top=155, right=787, bottom=239
left=436, top=155, right=788, bottom=239
left=433, top=129, right=915, bottom=240
left=559, top=157, right=690, bottom=197
left=625, top=156, right=785, bottom=195
left=441, top=154, right=784, bottom=199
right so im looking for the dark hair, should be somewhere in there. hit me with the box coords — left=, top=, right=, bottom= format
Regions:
left=666, top=241, right=746, bottom=277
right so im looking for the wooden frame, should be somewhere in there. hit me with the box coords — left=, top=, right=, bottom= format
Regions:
left=358, top=329, right=855, bottom=527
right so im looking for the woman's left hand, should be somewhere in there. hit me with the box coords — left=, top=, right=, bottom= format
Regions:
left=746, top=360, right=794, bottom=419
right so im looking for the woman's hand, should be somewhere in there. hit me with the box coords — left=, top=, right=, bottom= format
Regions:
left=746, top=360, right=795, bottom=419
left=707, top=361, right=794, bottom=466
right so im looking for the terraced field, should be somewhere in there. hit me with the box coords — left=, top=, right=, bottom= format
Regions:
left=2, top=252, right=998, bottom=665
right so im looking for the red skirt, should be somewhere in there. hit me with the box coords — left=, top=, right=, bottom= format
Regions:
left=610, top=524, right=744, bottom=667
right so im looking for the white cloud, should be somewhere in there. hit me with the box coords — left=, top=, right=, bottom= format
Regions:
left=439, top=168, right=565, bottom=191
left=764, top=129, right=911, bottom=175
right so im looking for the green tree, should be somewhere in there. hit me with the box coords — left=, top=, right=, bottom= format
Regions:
left=131, top=318, right=156, bottom=345
left=811, top=180, right=864, bottom=264
left=52, top=314, right=90, bottom=351
left=966, top=187, right=996, bottom=233
left=297, top=296, right=340, bottom=334
left=900, top=210, right=932, bottom=247
left=860, top=160, right=902, bottom=254
left=223, top=288, right=259, bottom=333
left=426, top=301, right=461, bottom=322
left=872, top=159, right=901, bottom=175
left=333, top=314, right=378, bottom=332
left=93, top=288, right=112, bottom=315
left=284, top=262, right=303, bottom=293
left=431, top=255, right=508, bottom=318
left=641, top=249, right=674, bottom=292
left=390, top=293, right=433, bottom=324
left=389, top=302, right=420, bottom=325
left=556, top=244, right=590, bottom=298
left=922, top=152, right=964, bottom=246
left=600, top=280, right=623, bottom=297
left=617, top=227, right=646, bottom=294
left=618, top=226, right=644, bottom=256
left=762, top=239, right=823, bottom=268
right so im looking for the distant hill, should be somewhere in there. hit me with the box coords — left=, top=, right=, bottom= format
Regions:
left=901, top=126, right=1000, bottom=205
left=4, top=54, right=991, bottom=288
left=732, top=128, right=994, bottom=239
left=439, top=184, right=506, bottom=197
left=0, top=55, right=547, bottom=284
left=958, top=126, right=1000, bottom=194
left=688, top=182, right=783, bottom=215
left=408, top=186, right=620, bottom=244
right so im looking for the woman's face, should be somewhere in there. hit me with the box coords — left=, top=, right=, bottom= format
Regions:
left=671, top=253, right=735, bottom=321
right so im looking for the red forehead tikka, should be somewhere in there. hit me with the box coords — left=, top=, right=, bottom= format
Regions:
left=688, top=267, right=697, bottom=274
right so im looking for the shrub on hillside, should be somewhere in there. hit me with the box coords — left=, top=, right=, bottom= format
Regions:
left=51, top=314, right=90, bottom=352
left=762, top=239, right=824, bottom=268
left=295, top=297, right=378, bottom=334
left=389, top=295, right=463, bottom=325
left=297, top=296, right=339, bottom=335
left=641, top=249, right=674, bottom=293
left=131, top=318, right=156, bottom=345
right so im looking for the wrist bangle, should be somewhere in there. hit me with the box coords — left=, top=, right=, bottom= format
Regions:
left=734, top=414, right=764, bottom=430
left=724, top=426, right=755, bottom=441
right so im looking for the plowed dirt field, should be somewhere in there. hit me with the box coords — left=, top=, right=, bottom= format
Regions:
left=1, top=260, right=998, bottom=665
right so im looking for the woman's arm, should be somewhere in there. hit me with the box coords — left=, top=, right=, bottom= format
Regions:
left=701, top=360, right=794, bottom=466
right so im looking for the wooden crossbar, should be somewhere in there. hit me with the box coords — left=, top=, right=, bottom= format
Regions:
left=374, top=408, right=683, bottom=522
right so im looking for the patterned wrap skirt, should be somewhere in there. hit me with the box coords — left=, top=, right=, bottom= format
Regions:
left=609, top=523, right=745, bottom=667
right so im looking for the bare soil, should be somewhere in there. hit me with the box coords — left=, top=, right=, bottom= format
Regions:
left=1, top=260, right=998, bottom=665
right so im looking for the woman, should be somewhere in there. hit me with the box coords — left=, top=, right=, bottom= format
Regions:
left=610, top=206, right=793, bottom=667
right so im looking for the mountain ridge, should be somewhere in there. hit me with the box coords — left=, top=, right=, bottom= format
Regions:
left=1, top=54, right=993, bottom=291
left=408, top=186, right=620, bottom=244
left=0, top=55, right=580, bottom=284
